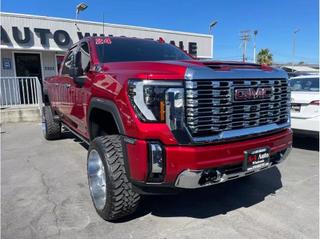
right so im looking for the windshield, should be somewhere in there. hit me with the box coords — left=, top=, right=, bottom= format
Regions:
left=95, top=37, right=192, bottom=63
left=290, top=77, right=319, bottom=92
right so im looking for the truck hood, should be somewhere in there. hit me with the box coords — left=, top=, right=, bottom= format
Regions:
left=100, top=60, right=286, bottom=80
left=100, top=60, right=201, bottom=80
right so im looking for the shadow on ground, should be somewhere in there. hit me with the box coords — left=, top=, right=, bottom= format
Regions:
left=60, top=129, right=283, bottom=222
left=293, top=134, right=319, bottom=151
left=122, top=167, right=283, bottom=221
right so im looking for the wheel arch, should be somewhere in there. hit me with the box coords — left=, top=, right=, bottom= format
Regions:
left=87, top=98, right=126, bottom=141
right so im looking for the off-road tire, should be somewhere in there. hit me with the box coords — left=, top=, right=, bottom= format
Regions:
left=87, top=135, right=140, bottom=221
left=42, top=105, right=61, bottom=140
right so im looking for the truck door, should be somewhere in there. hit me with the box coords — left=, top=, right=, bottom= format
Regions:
left=58, top=46, right=77, bottom=125
left=68, top=41, right=91, bottom=136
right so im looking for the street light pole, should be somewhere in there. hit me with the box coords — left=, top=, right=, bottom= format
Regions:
left=75, top=3, right=88, bottom=31
left=292, top=29, right=300, bottom=72
left=253, top=30, right=258, bottom=63
left=209, top=20, right=218, bottom=59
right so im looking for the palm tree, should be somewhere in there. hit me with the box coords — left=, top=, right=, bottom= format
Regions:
left=257, top=49, right=273, bottom=65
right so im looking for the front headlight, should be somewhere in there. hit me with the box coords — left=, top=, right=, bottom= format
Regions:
left=128, top=80, right=183, bottom=122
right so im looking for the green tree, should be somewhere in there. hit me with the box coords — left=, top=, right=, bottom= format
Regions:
left=257, top=49, right=273, bottom=65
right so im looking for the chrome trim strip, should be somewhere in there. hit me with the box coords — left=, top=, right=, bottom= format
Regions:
left=190, top=121, right=290, bottom=143
left=175, top=147, right=292, bottom=189
left=149, top=143, right=164, bottom=174
left=185, top=66, right=288, bottom=80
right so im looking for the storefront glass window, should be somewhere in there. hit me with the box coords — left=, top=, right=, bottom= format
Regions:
left=56, top=55, right=65, bottom=73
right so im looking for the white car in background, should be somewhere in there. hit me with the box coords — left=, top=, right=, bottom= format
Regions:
left=290, top=75, right=320, bottom=137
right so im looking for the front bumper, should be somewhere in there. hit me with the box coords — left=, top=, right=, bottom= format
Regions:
left=175, top=147, right=291, bottom=189
left=125, top=129, right=292, bottom=190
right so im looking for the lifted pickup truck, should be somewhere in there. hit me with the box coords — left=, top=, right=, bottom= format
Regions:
left=43, top=36, right=292, bottom=221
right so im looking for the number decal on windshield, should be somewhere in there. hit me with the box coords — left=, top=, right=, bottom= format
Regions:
left=95, top=37, right=112, bottom=45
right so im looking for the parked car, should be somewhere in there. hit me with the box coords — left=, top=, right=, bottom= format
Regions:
left=42, top=36, right=292, bottom=221
left=290, top=75, right=319, bottom=137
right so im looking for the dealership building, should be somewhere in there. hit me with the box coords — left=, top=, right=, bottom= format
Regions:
left=0, top=12, right=213, bottom=81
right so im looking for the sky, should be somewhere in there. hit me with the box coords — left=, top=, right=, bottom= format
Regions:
left=1, top=0, right=319, bottom=64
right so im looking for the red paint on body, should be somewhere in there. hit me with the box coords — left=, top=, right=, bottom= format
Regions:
left=44, top=37, right=292, bottom=185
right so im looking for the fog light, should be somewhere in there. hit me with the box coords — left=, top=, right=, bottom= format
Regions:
left=149, top=143, right=164, bottom=174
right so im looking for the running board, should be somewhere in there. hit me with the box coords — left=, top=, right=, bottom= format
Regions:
left=62, top=123, right=90, bottom=146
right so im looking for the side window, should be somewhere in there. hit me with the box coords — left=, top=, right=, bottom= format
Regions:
left=79, top=42, right=91, bottom=74
left=61, top=50, right=75, bottom=75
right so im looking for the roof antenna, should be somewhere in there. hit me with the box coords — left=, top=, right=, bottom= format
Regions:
left=102, top=12, right=105, bottom=36
left=102, top=12, right=105, bottom=66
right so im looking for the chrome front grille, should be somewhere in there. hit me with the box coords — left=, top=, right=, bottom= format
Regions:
left=185, top=79, right=290, bottom=137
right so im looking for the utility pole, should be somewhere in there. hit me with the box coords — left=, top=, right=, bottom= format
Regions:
left=292, top=29, right=300, bottom=72
left=253, top=30, right=258, bottom=63
left=240, top=30, right=250, bottom=62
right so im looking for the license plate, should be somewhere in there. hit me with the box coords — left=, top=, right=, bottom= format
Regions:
left=243, top=147, right=270, bottom=171
left=291, top=104, right=301, bottom=112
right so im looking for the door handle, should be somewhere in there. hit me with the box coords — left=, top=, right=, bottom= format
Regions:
left=64, top=84, right=71, bottom=88
left=55, top=83, right=59, bottom=86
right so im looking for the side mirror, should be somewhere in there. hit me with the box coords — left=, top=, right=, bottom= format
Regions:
left=69, top=67, right=77, bottom=78
left=69, top=51, right=87, bottom=87
left=73, top=51, right=83, bottom=76
left=75, top=51, right=82, bottom=69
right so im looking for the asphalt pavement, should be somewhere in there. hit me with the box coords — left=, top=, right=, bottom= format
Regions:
left=1, top=122, right=319, bottom=239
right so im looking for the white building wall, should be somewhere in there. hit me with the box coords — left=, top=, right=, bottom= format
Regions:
left=42, top=51, right=64, bottom=78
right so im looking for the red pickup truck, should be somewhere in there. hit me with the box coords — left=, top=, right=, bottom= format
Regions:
left=43, top=36, right=292, bottom=221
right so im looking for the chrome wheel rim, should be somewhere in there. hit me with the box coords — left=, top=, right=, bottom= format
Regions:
left=87, top=149, right=106, bottom=210
left=41, top=120, right=46, bottom=136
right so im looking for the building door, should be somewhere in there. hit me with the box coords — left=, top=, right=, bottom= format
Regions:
left=14, top=53, right=42, bottom=105
left=14, top=53, right=42, bottom=81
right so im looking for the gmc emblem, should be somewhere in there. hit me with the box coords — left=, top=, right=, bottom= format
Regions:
left=234, top=87, right=272, bottom=101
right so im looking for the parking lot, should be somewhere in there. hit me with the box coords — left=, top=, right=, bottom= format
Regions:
left=1, top=122, right=319, bottom=239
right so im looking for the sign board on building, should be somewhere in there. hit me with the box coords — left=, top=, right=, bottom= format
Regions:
left=0, top=12, right=213, bottom=58
left=2, top=58, right=11, bottom=69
